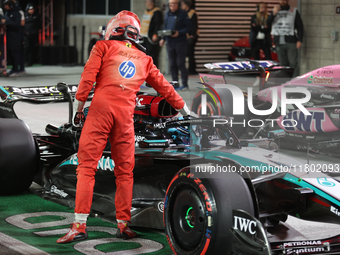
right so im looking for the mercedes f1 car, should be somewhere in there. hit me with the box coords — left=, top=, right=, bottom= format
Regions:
left=192, top=61, right=340, bottom=155
left=1, top=82, right=340, bottom=254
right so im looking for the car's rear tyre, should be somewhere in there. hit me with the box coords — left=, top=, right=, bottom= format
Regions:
left=191, top=87, right=249, bottom=137
left=164, top=166, right=255, bottom=255
left=192, top=91, right=220, bottom=117
left=0, top=119, right=39, bottom=195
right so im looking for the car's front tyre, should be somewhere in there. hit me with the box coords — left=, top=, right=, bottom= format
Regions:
left=164, top=166, right=255, bottom=255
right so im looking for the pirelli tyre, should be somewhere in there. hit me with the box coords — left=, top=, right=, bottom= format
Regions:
left=191, top=87, right=249, bottom=137
left=0, top=118, right=39, bottom=195
left=164, top=166, right=255, bottom=255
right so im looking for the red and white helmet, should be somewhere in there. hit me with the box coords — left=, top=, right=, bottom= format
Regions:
left=105, top=10, right=141, bottom=41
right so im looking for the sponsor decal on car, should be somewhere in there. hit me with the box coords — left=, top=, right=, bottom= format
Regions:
left=0, top=105, right=13, bottom=113
left=202, top=75, right=225, bottom=85
left=9, top=85, right=78, bottom=95
left=330, top=205, right=340, bottom=216
left=307, top=76, right=333, bottom=85
left=317, top=177, right=336, bottom=187
left=286, top=247, right=326, bottom=254
left=49, top=185, right=68, bottom=198
left=153, top=123, right=166, bottom=129
left=320, top=94, right=335, bottom=100
left=283, top=240, right=322, bottom=247
left=330, top=113, right=340, bottom=119
left=215, top=61, right=275, bottom=70
left=317, top=69, right=333, bottom=74
left=282, top=240, right=329, bottom=255
left=157, top=202, right=164, bottom=213
left=233, top=216, right=257, bottom=235
left=135, top=135, right=146, bottom=146
left=136, top=97, right=144, bottom=106
left=282, top=111, right=325, bottom=132
left=60, top=154, right=114, bottom=171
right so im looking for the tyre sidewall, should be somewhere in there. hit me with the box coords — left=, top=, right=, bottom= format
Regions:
left=164, top=167, right=255, bottom=255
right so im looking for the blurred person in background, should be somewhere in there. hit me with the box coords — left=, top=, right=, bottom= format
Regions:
left=24, top=3, right=40, bottom=66
left=13, top=0, right=25, bottom=73
left=1, top=0, right=23, bottom=77
left=159, top=0, right=192, bottom=91
left=249, top=2, right=271, bottom=86
left=267, top=0, right=303, bottom=77
left=181, top=0, right=198, bottom=75
left=140, top=0, right=163, bottom=68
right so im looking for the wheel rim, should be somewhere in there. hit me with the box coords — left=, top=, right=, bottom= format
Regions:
left=171, top=186, right=206, bottom=251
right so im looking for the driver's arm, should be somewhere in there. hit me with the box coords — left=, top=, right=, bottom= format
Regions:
left=145, top=61, right=188, bottom=113
left=76, top=42, right=103, bottom=102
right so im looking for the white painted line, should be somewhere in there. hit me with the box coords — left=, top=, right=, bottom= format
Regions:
left=0, top=232, right=50, bottom=255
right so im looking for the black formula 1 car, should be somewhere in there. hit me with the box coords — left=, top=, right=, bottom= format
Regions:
left=191, top=61, right=340, bottom=156
left=2, top=83, right=340, bottom=254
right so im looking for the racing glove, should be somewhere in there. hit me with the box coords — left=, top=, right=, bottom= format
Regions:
left=72, top=99, right=86, bottom=127
left=177, top=103, right=198, bottom=117
left=177, top=103, right=190, bottom=116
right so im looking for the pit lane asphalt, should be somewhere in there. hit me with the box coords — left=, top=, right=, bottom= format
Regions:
left=1, top=65, right=340, bottom=254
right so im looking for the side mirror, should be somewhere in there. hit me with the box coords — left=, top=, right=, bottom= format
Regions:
left=57, top=82, right=73, bottom=124
left=57, top=82, right=69, bottom=96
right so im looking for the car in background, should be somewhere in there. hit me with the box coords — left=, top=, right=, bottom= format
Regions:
left=229, top=36, right=278, bottom=62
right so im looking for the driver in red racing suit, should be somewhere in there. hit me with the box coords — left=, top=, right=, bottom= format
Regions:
left=57, top=10, right=190, bottom=244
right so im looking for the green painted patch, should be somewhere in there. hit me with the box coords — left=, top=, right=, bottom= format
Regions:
left=97, top=241, right=141, bottom=252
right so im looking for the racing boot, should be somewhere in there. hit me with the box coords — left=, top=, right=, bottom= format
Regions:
left=116, top=221, right=137, bottom=239
left=56, top=222, right=88, bottom=243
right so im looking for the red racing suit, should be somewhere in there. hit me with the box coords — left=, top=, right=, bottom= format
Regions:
left=74, top=39, right=185, bottom=221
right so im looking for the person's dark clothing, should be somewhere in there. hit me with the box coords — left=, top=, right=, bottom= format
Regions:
left=266, top=5, right=304, bottom=45
left=163, top=9, right=191, bottom=87
left=186, top=9, right=198, bottom=74
left=3, top=7, right=22, bottom=72
left=13, top=4, right=25, bottom=71
left=146, top=8, right=162, bottom=41
left=142, top=8, right=162, bottom=68
left=4, top=8, right=21, bottom=50
left=24, top=10, right=40, bottom=66
left=163, top=9, right=192, bottom=44
left=249, top=13, right=272, bottom=60
left=167, top=39, right=188, bottom=88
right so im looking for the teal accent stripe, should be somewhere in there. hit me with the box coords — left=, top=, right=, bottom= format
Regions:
left=0, top=86, right=10, bottom=97
left=284, top=173, right=340, bottom=207
left=144, top=140, right=168, bottom=143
